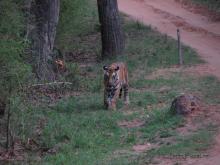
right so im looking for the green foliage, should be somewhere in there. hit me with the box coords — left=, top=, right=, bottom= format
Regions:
left=0, top=40, right=30, bottom=91
left=56, top=0, right=98, bottom=51
left=3, top=0, right=219, bottom=164
left=0, top=0, right=24, bottom=37
left=0, top=0, right=31, bottom=101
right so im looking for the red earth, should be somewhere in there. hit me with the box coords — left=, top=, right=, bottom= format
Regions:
left=118, top=0, right=220, bottom=79
left=118, top=1, right=220, bottom=164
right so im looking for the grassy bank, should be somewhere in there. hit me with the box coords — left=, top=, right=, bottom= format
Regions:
left=5, top=0, right=220, bottom=164
left=192, top=0, right=220, bottom=12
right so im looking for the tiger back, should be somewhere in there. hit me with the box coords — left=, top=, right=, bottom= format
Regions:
left=103, top=62, right=129, bottom=110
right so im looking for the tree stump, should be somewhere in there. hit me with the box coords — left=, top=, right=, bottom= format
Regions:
left=170, top=94, right=200, bottom=115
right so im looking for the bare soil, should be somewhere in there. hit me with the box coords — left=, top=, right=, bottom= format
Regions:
left=118, top=0, right=220, bottom=79
left=132, top=143, right=153, bottom=152
left=145, top=64, right=217, bottom=80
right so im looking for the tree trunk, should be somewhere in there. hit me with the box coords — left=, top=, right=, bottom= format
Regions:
left=0, top=99, right=6, bottom=116
left=97, top=0, right=124, bottom=58
left=27, top=0, right=60, bottom=81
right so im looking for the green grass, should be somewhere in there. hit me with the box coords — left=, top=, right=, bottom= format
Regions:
left=55, top=0, right=99, bottom=52
left=11, top=95, right=182, bottom=164
left=192, top=0, right=220, bottom=12
left=42, top=110, right=123, bottom=165
left=148, top=125, right=218, bottom=157
left=122, top=20, right=202, bottom=69
left=6, top=0, right=220, bottom=164
left=0, top=0, right=24, bottom=37
left=0, top=0, right=31, bottom=100
left=140, top=109, right=183, bottom=141
left=11, top=73, right=220, bottom=164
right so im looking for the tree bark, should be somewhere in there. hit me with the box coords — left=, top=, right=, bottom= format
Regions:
left=97, top=0, right=124, bottom=58
left=28, top=0, right=60, bottom=81
left=0, top=99, right=6, bottom=116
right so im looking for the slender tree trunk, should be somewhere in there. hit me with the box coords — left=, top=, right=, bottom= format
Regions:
left=0, top=99, right=6, bottom=116
left=97, top=0, right=124, bottom=58
left=6, top=99, right=11, bottom=149
left=28, top=0, right=60, bottom=81
left=6, top=88, right=12, bottom=150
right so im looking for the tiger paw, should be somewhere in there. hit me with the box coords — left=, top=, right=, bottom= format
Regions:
left=124, top=101, right=130, bottom=105
left=124, top=99, right=130, bottom=105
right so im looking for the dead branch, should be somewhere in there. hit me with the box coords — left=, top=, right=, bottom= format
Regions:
left=29, top=81, right=73, bottom=88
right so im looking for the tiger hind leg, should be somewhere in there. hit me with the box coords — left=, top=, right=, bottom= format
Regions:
left=119, top=88, right=122, bottom=99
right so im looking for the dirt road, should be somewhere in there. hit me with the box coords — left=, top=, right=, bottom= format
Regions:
left=118, top=0, right=220, bottom=79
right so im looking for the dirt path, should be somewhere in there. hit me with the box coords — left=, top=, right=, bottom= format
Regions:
left=118, top=0, right=220, bottom=79
left=118, top=1, right=220, bottom=164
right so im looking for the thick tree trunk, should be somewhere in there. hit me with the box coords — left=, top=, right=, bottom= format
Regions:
left=27, top=0, right=60, bottom=81
left=97, top=0, right=124, bottom=58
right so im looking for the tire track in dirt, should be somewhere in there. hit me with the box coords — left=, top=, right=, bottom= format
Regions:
left=147, top=3, right=220, bottom=39
left=118, top=0, right=220, bottom=79
left=118, top=0, right=220, bottom=164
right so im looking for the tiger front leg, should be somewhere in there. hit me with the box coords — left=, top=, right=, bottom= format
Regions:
left=104, top=89, right=117, bottom=110
left=109, top=89, right=121, bottom=110
left=109, top=100, right=117, bottom=111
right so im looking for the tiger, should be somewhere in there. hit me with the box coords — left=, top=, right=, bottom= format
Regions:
left=103, top=62, right=129, bottom=110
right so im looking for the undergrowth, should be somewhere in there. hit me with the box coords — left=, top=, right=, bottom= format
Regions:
left=0, top=0, right=31, bottom=101
left=4, top=0, right=220, bottom=164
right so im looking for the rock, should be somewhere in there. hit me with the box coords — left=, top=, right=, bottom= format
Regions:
left=170, top=94, right=200, bottom=115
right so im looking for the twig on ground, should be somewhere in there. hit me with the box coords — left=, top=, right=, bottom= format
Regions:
left=28, top=82, right=73, bottom=88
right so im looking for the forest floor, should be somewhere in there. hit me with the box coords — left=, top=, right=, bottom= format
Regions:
left=118, top=0, right=220, bottom=79
left=0, top=0, right=220, bottom=165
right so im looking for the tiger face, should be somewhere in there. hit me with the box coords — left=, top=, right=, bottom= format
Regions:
left=103, top=62, right=129, bottom=110
left=103, top=65, right=120, bottom=88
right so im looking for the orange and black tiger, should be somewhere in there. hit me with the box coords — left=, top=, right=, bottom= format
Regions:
left=103, top=62, right=129, bottom=110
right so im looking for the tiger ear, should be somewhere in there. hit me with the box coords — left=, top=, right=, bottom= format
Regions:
left=115, top=66, right=119, bottom=71
left=103, top=66, right=108, bottom=70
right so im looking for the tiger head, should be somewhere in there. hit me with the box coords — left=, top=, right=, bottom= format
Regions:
left=103, top=65, right=120, bottom=88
